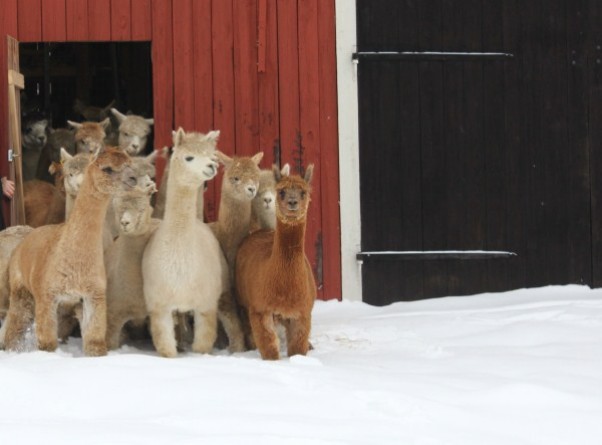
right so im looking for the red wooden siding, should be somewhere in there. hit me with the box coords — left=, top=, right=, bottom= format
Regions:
left=0, top=0, right=341, bottom=300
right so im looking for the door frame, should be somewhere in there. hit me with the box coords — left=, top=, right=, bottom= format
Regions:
left=335, top=0, right=362, bottom=302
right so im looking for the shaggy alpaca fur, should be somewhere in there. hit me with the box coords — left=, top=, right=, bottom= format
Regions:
left=235, top=164, right=316, bottom=360
left=60, top=149, right=92, bottom=218
left=23, top=179, right=65, bottom=227
left=110, top=108, right=154, bottom=156
left=208, top=151, right=263, bottom=352
left=142, top=128, right=228, bottom=358
left=2, top=147, right=136, bottom=356
left=67, top=119, right=111, bottom=155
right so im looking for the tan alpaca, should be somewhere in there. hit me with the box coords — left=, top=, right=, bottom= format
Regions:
left=105, top=181, right=159, bottom=349
left=67, top=118, right=110, bottom=155
left=249, top=165, right=290, bottom=232
left=36, top=127, right=76, bottom=183
left=2, top=147, right=136, bottom=356
left=0, top=226, right=34, bottom=319
left=235, top=164, right=317, bottom=360
left=22, top=179, right=65, bottom=228
left=207, top=151, right=263, bottom=352
left=142, top=128, right=228, bottom=358
left=60, top=148, right=92, bottom=218
left=110, top=108, right=155, bottom=156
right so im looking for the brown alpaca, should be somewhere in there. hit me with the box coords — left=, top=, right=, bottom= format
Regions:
left=67, top=118, right=110, bottom=155
left=2, top=147, right=136, bottom=356
left=36, top=127, right=76, bottom=183
left=209, top=151, right=263, bottom=351
left=235, top=164, right=316, bottom=360
left=22, top=179, right=66, bottom=228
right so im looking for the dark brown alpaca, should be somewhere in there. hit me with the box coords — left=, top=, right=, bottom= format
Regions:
left=235, top=164, right=316, bottom=360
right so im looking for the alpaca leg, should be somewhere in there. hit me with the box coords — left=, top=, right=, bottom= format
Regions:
left=106, top=315, right=128, bottom=350
left=239, top=307, right=256, bottom=350
left=217, top=290, right=245, bottom=352
left=192, top=309, right=217, bottom=354
left=285, top=315, right=311, bottom=357
left=81, top=294, right=108, bottom=357
left=35, top=295, right=59, bottom=352
left=249, top=311, right=279, bottom=360
left=149, top=311, right=178, bottom=358
left=2, top=287, right=35, bottom=351
left=57, top=304, right=79, bottom=342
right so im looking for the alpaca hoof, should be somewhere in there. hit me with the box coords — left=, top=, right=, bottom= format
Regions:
left=192, top=342, right=213, bottom=355
left=38, top=339, right=58, bottom=352
left=84, top=340, right=108, bottom=357
left=156, top=346, right=178, bottom=358
left=228, top=337, right=247, bottom=353
left=259, top=348, right=280, bottom=361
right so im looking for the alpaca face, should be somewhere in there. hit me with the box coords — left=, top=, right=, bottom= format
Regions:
left=22, top=117, right=49, bottom=151
left=172, top=129, right=219, bottom=184
left=118, top=116, right=153, bottom=156
left=62, top=153, right=92, bottom=197
left=224, top=158, right=261, bottom=200
left=69, top=120, right=109, bottom=155
left=274, top=165, right=314, bottom=223
left=114, top=194, right=154, bottom=235
left=92, top=148, right=136, bottom=194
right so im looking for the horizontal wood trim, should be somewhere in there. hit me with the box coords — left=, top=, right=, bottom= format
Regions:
left=353, top=51, right=514, bottom=61
left=357, top=251, right=518, bottom=262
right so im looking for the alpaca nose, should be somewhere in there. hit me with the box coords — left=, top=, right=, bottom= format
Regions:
left=264, top=196, right=272, bottom=204
left=247, top=185, right=257, bottom=197
left=288, top=199, right=298, bottom=209
left=121, top=220, right=130, bottom=229
left=131, top=143, right=139, bottom=150
left=38, top=136, right=45, bottom=143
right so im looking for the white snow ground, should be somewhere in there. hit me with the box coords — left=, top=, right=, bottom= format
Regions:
left=0, top=284, right=601, bottom=445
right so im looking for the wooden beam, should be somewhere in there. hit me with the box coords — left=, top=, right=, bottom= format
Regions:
left=8, top=69, right=24, bottom=89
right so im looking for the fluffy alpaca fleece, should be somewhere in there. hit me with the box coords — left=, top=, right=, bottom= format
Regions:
left=235, top=164, right=317, bottom=360
left=2, top=147, right=136, bottom=356
left=249, top=165, right=290, bottom=232
left=23, top=179, right=65, bottom=227
left=67, top=118, right=110, bottom=155
left=142, top=128, right=228, bottom=358
left=105, top=181, right=159, bottom=349
left=60, top=149, right=92, bottom=218
left=0, top=226, right=34, bottom=319
left=36, top=127, right=76, bottom=183
left=110, top=108, right=154, bottom=156
left=208, top=151, right=263, bottom=352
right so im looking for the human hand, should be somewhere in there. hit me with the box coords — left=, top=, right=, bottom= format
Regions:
left=1, top=177, right=15, bottom=199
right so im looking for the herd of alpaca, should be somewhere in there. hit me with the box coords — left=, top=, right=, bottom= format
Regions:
left=0, top=105, right=317, bottom=360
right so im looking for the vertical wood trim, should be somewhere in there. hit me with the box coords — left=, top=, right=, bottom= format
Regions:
left=111, top=0, right=132, bottom=40
left=66, top=0, right=89, bottom=41
left=233, top=0, right=259, bottom=156
left=41, top=0, right=67, bottom=41
left=18, top=0, right=43, bottom=42
left=210, top=0, right=235, bottom=221
left=317, top=0, right=341, bottom=300
left=131, top=0, right=152, bottom=40
left=257, top=0, right=267, bottom=73
left=277, top=0, right=300, bottom=167
left=298, top=0, right=322, bottom=297
left=257, top=0, right=279, bottom=167
left=335, top=0, right=361, bottom=301
left=172, top=0, right=195, bottom=129
left=88, top=0, right=111, bottom=41
left=192, top=0, right=214, bottom=132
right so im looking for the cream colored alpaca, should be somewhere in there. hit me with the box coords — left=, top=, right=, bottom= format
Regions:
left=0, top=226, right=34, bottom=320
left=249, top=165, right=290, bottom=232
left=2, top=147, right=136, bottom=356
left=110, top=108, right=155, bottom=156
left=142, top=128, right=228, bottom=358
left=208, top=151, right=263, bottom=351
left=105, top=181, right=159, bottom=349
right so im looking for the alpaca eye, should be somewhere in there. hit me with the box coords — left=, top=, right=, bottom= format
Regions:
left=279, top=190, right=286, bottom=200
left=185, top=156, right=194, bottom=162
left=301, top=191, right=306, bottom=199
left=103, top=167, right=114, bottom=174
left=25, top=127, right=33, bottom=135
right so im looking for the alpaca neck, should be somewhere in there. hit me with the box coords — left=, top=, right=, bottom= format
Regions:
left=271, top=217, right=307, bottom=264
left=218, top=193, right=252, bottom=244
left=164, top=167, right=201, bottom=229
left=65, top=193, right=77, bottom=218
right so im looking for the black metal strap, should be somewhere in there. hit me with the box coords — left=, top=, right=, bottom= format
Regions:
left=357, top=251, right=517, bottom=262
left=352, top=51, right=514, bottom=61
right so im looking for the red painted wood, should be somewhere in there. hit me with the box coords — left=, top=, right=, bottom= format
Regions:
left=233, top=0, right=259, bottom=156
left=257, top=0, right=279, bottom=167
left=151, top=0, right=174, bottom=188
left=88, top=0, right=111, bottom=41
left=131, top=0, right=152, bottom=41
left=18, top=0, right=42, bottom=42
left=66, top=0, right=89, bottom=41
left=209, top=0, right=236, bottom=222
left=111, top=0, right=132, bottom=40
left=277, top=0, right=300, bottom=168
left=317, top=0, right=341, bottom=300
left=257, top=0, right=267, bottom=73
left=192, top=0, right=214, bottom=132
left=172, top=0, right=195, bottom=130
left=41, top=0, right=67, bottom=41
left=298, top=0, right=322, bottom=297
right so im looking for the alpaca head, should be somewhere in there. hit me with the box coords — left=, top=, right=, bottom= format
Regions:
left=73, top=98, right=115, bottom=122
left=89, top=146, right=137, bottom=194
left=216, top=151, right=263, bottom=200
left=48, top=127, right=76, bottom=160
left=252, top=165, right=289, bottom=220
left=130, top=151, right=158, bottom=182
left=60, top=148, right=92, bottom=197
left=68, top=119, right=110, bottom=155
left=113, top=183, right=157, bottom=235
left=21, top=112, right=49, bottom=152
left=171, top=128, right=219, bottom=185
left=273, top=163, right=313, bottom=224
left=111, top=108, right=154, bottom=156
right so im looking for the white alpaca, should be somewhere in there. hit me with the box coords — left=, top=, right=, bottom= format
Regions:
left=249, top=165, right=290, bottom=231
left=142, top=128, right=228, bottom=357
left=21, top=114, right=49, bottom=181
left=105, top=181, right=159, bottom=349
left=110, top=108, right=154, bottom=156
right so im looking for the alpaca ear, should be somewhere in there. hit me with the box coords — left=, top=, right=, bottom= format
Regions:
left=205, top=130, right=220, bottom=144
left=251, top=151, right=264, bottom=165
left=281, top=163, right=290, bottom=177
left=173, top=127, right=186, bottom=146
left=304, top=164, right=314, bottom=185
left=215, top=150, right=233, bottom=166
left=67, top=120, right=82, bottom=130
left=111, top=107, right=127, bottom=123
left=100, top=117, right=111, bottom=130
left=60, top=147, right=73, bottom=162
left=273, top=164, right=282, bottom=182
left=145, top=118, right=155, bottom=126
left=48, top=161, right=62, bottom=175
left=145, top=150, right=158, bottom=164
left=104, top=99, right=116, bottom=113
left=158, top=146, right=170, bottom=159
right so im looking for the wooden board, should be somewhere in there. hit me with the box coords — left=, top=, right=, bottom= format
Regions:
left=66, top=0, right=89, bottom=41
left=88, top=0, right=112, bottom=41
left=18, top=0, right=42, bottom=42
left=41, top=0, right=67, bottom=41
left=111, top=0, right=132, bottom=41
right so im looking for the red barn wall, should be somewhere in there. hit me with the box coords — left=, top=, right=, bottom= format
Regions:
left=0, top=0, right=341, bottom=300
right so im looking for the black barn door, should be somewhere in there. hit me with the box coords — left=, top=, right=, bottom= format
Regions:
left=357, top=0, right=597, bottom=305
